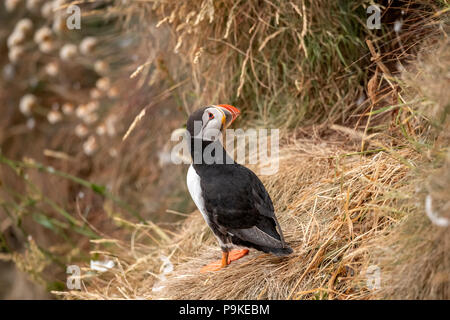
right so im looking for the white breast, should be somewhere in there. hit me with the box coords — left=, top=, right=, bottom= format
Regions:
left=186, top=165, right=235, bottom=249
left=187, top=165, right=210, bottom=225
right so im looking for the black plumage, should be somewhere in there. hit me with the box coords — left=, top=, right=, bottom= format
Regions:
left=194, top=160, right=292, bottom=255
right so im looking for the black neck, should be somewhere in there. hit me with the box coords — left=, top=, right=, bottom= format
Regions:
left=189, top=138, right=234, bottom=166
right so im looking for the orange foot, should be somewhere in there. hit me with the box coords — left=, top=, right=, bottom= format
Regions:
left=200, top=249, right=249, bottom=273
left=227, top=249, right=249, bottom=263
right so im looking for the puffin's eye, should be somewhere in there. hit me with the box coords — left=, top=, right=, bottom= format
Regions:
left=208, top=112, right=214, bottom=120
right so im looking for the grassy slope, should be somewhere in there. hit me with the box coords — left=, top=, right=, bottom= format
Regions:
left=60, top=1, right=449, bottom=300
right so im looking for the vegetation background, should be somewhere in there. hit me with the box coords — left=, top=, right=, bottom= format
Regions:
left=0, top=0, right=448, bottom=299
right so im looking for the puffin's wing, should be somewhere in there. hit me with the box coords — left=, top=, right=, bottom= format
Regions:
left=202, top=165, right=288, bottom=248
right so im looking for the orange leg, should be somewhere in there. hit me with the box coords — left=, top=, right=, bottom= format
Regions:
left=227, top=249, right=249, bottom=263
left=200, top=249, right=249, bottom=273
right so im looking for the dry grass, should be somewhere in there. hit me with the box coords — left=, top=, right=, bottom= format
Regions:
left=362, top=38, right=450, bottom=299
left=124, top=0, right=446, bottom=129
left=55, top=133, right=424, bottom=300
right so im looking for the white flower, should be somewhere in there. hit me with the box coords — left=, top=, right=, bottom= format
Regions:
left=7, top=30, right=26, bottom=48
left=83, top=135, right=98, bottom=156
left=5, top=0, right=22, bottom=12
left=26, top=0, right=43, bottom=12
left=8, top=46, right=25, bottom=64
left=19, top=94, right=37, bottom=116
left=96, top=124, right=106, bottom=136
left=107, top=87, right=119, bottom=99
left=62, top=102, right=74, bottom=115
left=79, top=37, right=97, bottom=55
left=59, top=43, right=77, bottom=61
left=45, top=62, right=59, bottom=77
left=75, top=124, right=88, bottom=137
left=75, top=104, right=88, bottom=119
left=77, top=102, right=99, bottom=124
left=76, top=104, right=88, bottom=119
left=15, top=19, right=34, bottom=35
left=96, top=77, right=110, bottom=92
left=47, top=110, right=62, bottom=124
left=41, top=1, right=54, bottom=18
left=86, top=101, right=99, bottom=113
left=105, top=114, right=117, bottom=137
left=83, top=113, right=98, bottom=125
left=94, top=60, right=109, bottom=75
left=34, top=26, right=53, bottom=44
left=39, top=40, right=56, bottom=53
left=90, top=88, right=102, bottom=99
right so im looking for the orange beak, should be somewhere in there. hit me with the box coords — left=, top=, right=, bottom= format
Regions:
left=217, top=104, right=240, bottom=126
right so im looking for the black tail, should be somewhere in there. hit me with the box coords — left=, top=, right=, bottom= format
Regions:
left=232, top=236, right=293, bottom=256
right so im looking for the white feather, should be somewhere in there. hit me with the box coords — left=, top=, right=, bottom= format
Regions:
left=187, top=165, right=210, bottom=224
left=187, top=165, right=234, bottom=249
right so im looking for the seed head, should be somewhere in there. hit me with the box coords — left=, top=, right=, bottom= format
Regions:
left=96, top=77, right=111, bottom=92
left=90, top=88, right=103, bottom=99
left=94, top=60, right=109, bottom=75
left=39, top=40, right=57, bottom=53
left=41, top=1, right=53, bottom=18
left=9, top=46, right=25, bottom=64
left=96, top=124, right=106, bottom=136
left=34, top=26, right=53, bottom=44
left=47, top=110, right=63, bottom=124
left=107, top=86, right=119, bottom=99
left=75, top=124, right=88, bottom=137
left=60, top=44, right=78, bottom=61
left=26, top=0, right=43, bottom=12
left=7, top=30, right=26, bottom=48
left=79, top=37, right=97, bottom=55
left=62, top=102, right=74, bottom=115
left=19, top=94, right=37, bottom=116
left=16, top=19, right=34, bottom=35
left=45, top=62, right=59, bottom=77
left=5, top=0, right=22, bottom=12
left=83, top=135, right=98, bottom=156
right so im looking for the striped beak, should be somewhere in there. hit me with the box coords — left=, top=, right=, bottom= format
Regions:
left=217, top=104, right=240, bottom=128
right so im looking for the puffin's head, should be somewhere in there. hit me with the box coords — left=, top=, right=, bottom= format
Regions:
left=186, top=104, right=240, bottom=141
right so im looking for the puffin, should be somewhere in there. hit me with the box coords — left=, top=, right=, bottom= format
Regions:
left=186, top=104, right=292, bottom=272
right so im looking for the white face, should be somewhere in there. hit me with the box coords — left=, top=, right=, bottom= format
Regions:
left=187, top=105, right=240, bottom=142
left=197, top=107, right=225, bottom=141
